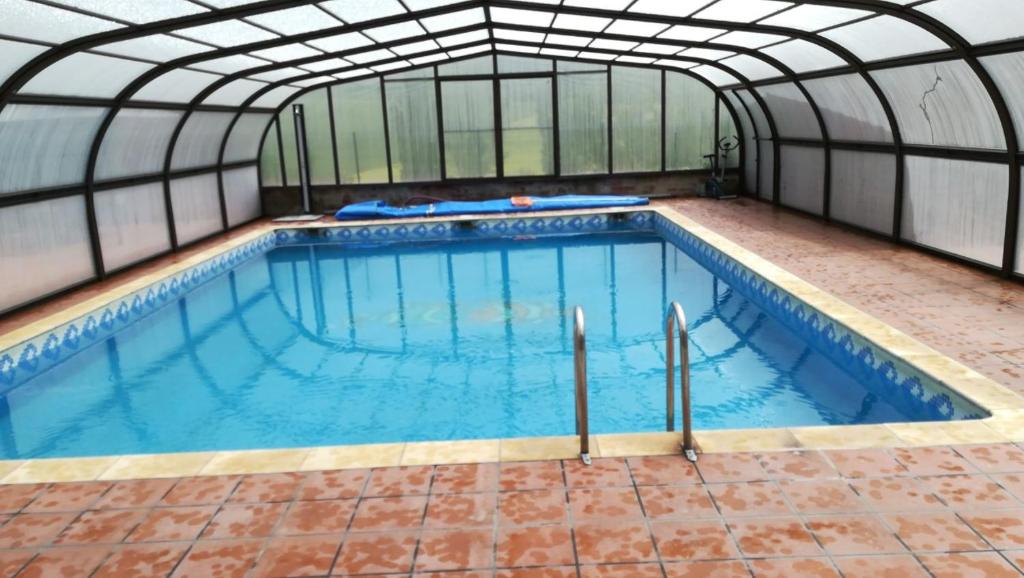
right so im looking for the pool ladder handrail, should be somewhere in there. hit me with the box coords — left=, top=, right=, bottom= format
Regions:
left=666, top=302, right=698, bottom=462
left=573, top=306, right=591, bottom=465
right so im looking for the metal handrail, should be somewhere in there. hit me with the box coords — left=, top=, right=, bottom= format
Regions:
left=573, top=306, right=591, bottom=465
left=666, top=302, right=698, bottom=462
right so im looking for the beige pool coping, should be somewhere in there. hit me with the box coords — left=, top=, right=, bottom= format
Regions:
left=2, top=205, right=1023, bottom=484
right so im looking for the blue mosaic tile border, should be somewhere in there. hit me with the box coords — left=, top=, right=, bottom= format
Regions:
left=653, top=213, right=987, bottom=422
left=0, top=211, right=652, bottom=391
left=0, top=208, right=987, bottom=423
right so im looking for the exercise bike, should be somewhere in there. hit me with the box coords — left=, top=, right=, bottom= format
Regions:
left=701, top=135, right=740, bottom=200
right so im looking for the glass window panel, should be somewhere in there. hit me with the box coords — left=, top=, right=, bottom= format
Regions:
left=901, top=156, right=1008, bottom=266
left=169, top=172, right=223, bottom=245
left=94, top=182, right=171, bottom=271
left=0, top=104, right=106, bottom=193
left=717, top=55, right=784, bottom=82
left=779, top=145, right=825, bottom=215
left=0, top=196, right=94, bottom=313
left=19, top=53, right=153, bottom=98
left=332, top=78, right=389, bottom=184
left=871, top=60, right=1006, bottom=149
left=694, top=0, right=794, bottom=23
left=438, top=55, right=494, bottom=76
left=917, top=0, right=1024, bottom=45
left=386, top=79, right=441, bottom=182
left=501, top=78, right=553, bottom=177
left=52, top=0, right=206, bottom=23
left=223, top=166, right=261, bottom=227
left=830, top=150, right=895, bottom=234
left=441, top=80, right=496, bottom=179
left=801, top=74, right=892, bottom=143
left=497, top=55, right=553, bottom=73
left=132, top=68, right=222, bottom=103
left=0, top=0, right=122, bottom=43
left=821, top=16, right=947, bottom=63
left=94, top=34, right=212, bottom=62
left=758, top=141, right=774, bottom=200
left=283, top=89, right=336, bottom=185
left=718, top=97, right=740, bottom=168
left=260, top=120, right=283, bottom=187
left=981, top=52, right=1024, bottom=152
left=761, top=39, right=847, bottom=74
left=611, top=66, right=661, bottom=173
left=96, top=108, right=184, bottom=181
left=320, top=0, right=406, bottom=23
left=176, top=19, right=279, bottom=47
left=755, top=82, right=821, bottom=140
left=0, top=39, right=46, bottom=87
left=558, top=67, right=607, bottom=175
left=224, top=112, right=273, bottom=164
left=246, top=5, right=342, bottom=35
left=759, top=4, right=871, bottom=31
left=665, top=71, right=714, bottom=171
left=202, top=78, right=268, bottom=106
left=171, top=111, right=236, bottom=171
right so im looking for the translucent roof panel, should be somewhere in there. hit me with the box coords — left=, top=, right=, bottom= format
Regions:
left=981, top=52, right=1024, bottom=152
left=176, top=20, right=279, bottom=47
left=658, top=25, right=727, bottom=42
left=761, top=39, right=847, bottom=74
left=689, top=65, right=739, bottom=87
left=872, top=60, right=1006, bottom=150
left=93, top=34, right=214, bottom=62
left=490, top=7, right=555, bottom=27
left=419, top=8, right=486, bottom=33
left=820, top=16, right=948, bottom=62
left=49, top=0, right=208, bottom=24
left=802, top=74, right=893, bottom=143
left=552, top=14, right=611, bottom=32
left=437, top=30, right=490, bottom=47
left=189, top=54, right=268, bottom=75
left=717, top=54, right=784, bottom=81
left=759, top=5, right=872, bottom=32
left=0, top=40, right=47, bottom=87
left=694, top=0, right=794, bottom=23
left=546, top=34, right=593, bottom=47
left=131, top=68, right=223, bottom=103
left=916, top=0, right=1024, bottom=45
left=391, top=40, right=442, bottom=56
left=0, top=0, right=123, bottom=43
left=251, top=86, right=304, bottom=108
left=319, top=0, right=406, bottom=23
left=605, top=20, right=669, bottom=37
left=19, top=53, right=153, bottom=99
left=635, top=42, right=683, bottom=55
left=714, top=32, right=790, bottom=49
left=308, top=33, right=375, bottom=53
left=628, top=0, right=716, bottom=18
left=245, top=6, right=343, bottom=35
left=755, top=82, right=821, bottom=140
left=95, top=108, right=185, bottom=181
left=250, top=67, right=308, bottom=82
left=0, top=104, right=107, bottom=193
left=365, top=21, right=427, bottom=43
left=202, top=78, right=269, bottom=106
left=564, top=0, right=631, bottom=8
left=249, top=44, right=322, bottom=62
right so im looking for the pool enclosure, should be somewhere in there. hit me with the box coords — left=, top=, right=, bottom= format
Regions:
left=1, top=0, right=1023, bottom=315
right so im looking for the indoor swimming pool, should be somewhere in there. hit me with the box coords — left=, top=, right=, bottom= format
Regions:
left=0, top=211, right=985, bottom=459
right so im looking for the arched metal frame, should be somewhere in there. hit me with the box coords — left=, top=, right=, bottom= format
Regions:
left=0, top=0, right=1022, bottom=317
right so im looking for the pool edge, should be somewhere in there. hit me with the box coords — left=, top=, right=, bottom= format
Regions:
left=0, top=205, right=1023, bottom=483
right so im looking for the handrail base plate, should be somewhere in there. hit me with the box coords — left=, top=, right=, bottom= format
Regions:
left=579, top=452, right=592, bottom=465
left=683, top=448, right=698, bottom=463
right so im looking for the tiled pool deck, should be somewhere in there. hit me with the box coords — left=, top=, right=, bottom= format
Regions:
left=3, top=199, right=1024, bottom=575
left=0, top=448, right=1023, bottom=577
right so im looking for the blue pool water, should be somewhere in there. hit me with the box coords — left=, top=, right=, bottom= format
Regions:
left=1, top=228, right=968, bottom=458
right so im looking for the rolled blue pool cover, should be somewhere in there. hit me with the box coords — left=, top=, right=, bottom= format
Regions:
left=334, top=195, right=649, bottom=220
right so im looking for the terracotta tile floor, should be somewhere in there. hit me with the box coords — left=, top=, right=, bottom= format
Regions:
left=0, top=451, right=1021, bottom=576
left=665, top=198, right=1024, bottom=398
